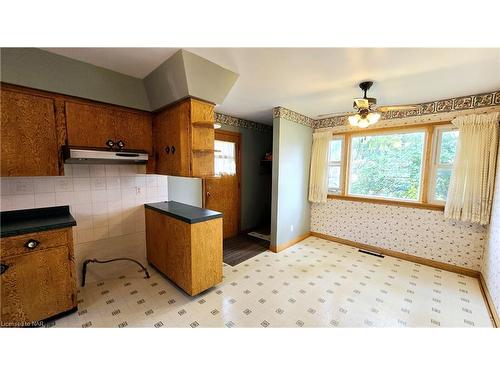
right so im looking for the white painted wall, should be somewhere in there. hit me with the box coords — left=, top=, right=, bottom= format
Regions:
left=167, top=176, right=203, bottom=207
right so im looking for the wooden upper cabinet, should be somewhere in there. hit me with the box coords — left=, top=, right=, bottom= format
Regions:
left=65, top=101, right=152, bottom=154
left=153, top=98, right=215, bottom=177
left=114, top=110, right=153, bottom=153
left=153, top=99, right=192, bottom=176
left=65, top=101, right=116, bottom=149
left=1, top=89, right=61, bottom=176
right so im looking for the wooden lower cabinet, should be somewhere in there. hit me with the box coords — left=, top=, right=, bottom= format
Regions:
left=145, top=208, right=223, bottom=296
left=0, top=228, right=77, bottom=326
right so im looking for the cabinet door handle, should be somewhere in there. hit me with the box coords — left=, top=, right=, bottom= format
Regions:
left=0, top=263, right=8, bottom=275
left=106, top=139, right=115, bottom=149
left=206, top=191, right=211, bottom=197
left=117, top=140, right=125, bottom=150
left=24, top=239, right=40, bottom=250
left=165, top=146, right=170, bottom=154
left=171, top=145, right=176, bottom=154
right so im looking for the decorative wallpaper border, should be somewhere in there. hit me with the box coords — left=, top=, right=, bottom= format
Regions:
left=215, top=112, right=272, bottom=133
left=273, top=107, right=315, bottom=128
left=315, top=90, right=500, bottom=129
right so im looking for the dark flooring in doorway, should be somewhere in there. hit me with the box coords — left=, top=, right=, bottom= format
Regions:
left=223, top=234, right=270, bottom=266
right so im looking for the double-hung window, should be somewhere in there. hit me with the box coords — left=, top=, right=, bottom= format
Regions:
left=327, top=136, right=344, bottom=194
left=325, top=123, right=459, bottom=209
left=429, top=126, right=459, bottom=203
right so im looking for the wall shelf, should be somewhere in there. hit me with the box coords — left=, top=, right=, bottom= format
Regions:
left=192, top=121, right=215, bottom=128
left=192, top=149, right=220, bottom=153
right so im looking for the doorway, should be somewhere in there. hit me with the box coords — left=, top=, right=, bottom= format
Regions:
left=204, top=130, right=241, bottom=239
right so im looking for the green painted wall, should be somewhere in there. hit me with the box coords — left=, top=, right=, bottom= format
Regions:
left=143, top=50, right=189, bottom=111
left=270, top=117, right=312, bottom=247
left=182, top=50, right=239, bottom=106
left=218, top=123, right=273, bottom=232
left=0, top=48, right=150, bottom=110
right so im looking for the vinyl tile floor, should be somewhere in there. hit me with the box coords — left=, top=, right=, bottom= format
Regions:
left=47, top=237, right=494, bottom=328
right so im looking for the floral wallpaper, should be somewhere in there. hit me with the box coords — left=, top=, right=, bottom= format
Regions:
left=311, top=199, right=487, bottom=271
left=482, top=150, right=500, bottom=315
left=273, top=107, right=315, bottom=128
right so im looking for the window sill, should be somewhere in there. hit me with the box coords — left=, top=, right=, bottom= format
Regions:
left=326, top=194, right=445, bottom=211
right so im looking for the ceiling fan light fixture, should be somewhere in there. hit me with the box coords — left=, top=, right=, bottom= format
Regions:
left=348, top=111, right=380, bottom=128
left=357, top=118, right=370, bottom=128
left=366, top=111, right=381, bottom=124
left=348, top=113, right=361, bottom=126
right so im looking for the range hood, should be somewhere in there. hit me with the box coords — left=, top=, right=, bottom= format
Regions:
left=63, top=146, right=148, bottom=164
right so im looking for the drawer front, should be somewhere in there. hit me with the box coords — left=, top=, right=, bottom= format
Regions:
left=0, top=228, right=70, bottom=259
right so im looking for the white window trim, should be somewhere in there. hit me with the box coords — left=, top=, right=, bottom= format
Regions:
left=346, top=128, right=427, bottom=202
left=327, top=135, right=344, bottom=195
left=428, top=124, right=458, bottom=204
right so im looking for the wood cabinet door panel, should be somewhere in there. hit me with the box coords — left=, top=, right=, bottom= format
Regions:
left=153, top=109, right=174, bottom=175
left=1, top=245, right=76, bottom=325
left=153, top=100, right=191, bottom=176
left=65, top=101, right=116, bottom=148
left=114, top=111, right=152, bottom=153
left=1, top=90, right=59, bottom=176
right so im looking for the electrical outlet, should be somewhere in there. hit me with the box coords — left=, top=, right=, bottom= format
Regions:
left=290, top=225, right=294, bottom=232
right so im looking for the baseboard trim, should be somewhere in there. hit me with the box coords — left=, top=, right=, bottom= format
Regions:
left=270, top=232, right=311, bottom=253
left=478, top=273, right=499, bottom=328
left=310, top=231, right=479, bottom=278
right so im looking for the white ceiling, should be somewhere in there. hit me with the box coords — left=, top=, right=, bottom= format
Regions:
left=44, top=48, right=500, bottom=125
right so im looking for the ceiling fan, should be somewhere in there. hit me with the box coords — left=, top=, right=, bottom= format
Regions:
left=318, top=81, right=419, bottom=128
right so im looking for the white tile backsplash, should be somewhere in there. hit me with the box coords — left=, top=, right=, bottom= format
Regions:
left=34, top=192, right=56, bottom=208
left=0, top=164, right=168, bottom=245
left=34, top=178, right=55, bottom=193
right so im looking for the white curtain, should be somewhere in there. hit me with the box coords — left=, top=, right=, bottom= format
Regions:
left=214, top=140, right=236, bottom=176
left=309, top=131, right=332, bottom=203
left=445, top=112, right=500, bottom=225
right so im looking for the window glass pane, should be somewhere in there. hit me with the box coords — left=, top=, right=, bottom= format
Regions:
left=329, top=139, right=342, bottom=162
left=435, top=168, right=452, bottom=201
left=439, top=130, right=459, bottom=164
left=328, top=165, right=341, bottom=192
left=348, top=132, right=425, bottom=200
left=214, top=140, right=236, bottom=176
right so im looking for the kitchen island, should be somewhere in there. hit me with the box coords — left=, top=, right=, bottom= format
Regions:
left=144, top=201, right=223, bottom=296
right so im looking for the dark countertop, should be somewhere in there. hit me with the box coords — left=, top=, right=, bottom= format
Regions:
left=145, top=201, right=222, bottom=224
left=1, top=206, right=77, bottom=238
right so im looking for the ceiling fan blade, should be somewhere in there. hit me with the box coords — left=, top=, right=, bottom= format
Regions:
left=376, top=104, right=420, bottom=112
left=317, top=111, right=353, bottom=118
